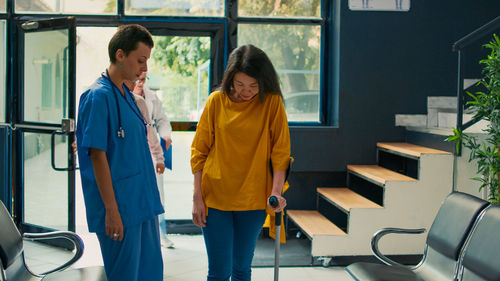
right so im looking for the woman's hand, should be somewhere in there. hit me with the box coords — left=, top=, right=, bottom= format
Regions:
left=192, top=195, right=206, bottom=227
left=105, top=207, right=124, bottom=241
left=267, top=194, right=287, bottom=212
left=156, top=163, right=165, bottom=174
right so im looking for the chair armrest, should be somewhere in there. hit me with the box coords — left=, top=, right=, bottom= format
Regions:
left=23, top=231, right=84, bottom=275
left=371, top=227, right=426, bottom=267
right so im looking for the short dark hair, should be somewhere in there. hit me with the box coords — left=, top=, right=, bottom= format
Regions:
left=221, top=44, right=282, bottom=102
left=108, top=24, right=154, bottom=64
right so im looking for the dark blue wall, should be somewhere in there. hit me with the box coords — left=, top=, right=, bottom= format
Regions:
left=286, top=0, right=500, bottom=209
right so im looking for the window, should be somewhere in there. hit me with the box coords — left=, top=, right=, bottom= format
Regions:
left=15, top=0, right=116, bottom=14
left=150, top=35, right=211, bottom=122
left=238, top=0, right=320, bottom=18
left=238, top=22, right=322, bottom=122
left=126, top=0, right=224, bottom=17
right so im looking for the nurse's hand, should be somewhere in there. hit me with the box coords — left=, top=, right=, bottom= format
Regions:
left=192, top=195, right=206, bottom=227
left=162, top=137, right=172, bottom=150
left=105, top=207, right=124, bottom=242
left=156, top=163, right=165, bottom=174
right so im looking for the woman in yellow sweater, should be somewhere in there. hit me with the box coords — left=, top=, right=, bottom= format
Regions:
left=191, top=44, right=291, bottom=281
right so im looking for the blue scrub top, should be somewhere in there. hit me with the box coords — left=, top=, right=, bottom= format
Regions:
left=76, top=75, right=164, bottom=233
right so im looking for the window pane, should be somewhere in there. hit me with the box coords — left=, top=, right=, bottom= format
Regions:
left=149, top=35, right=211, bottom=122
left=238, top=24, right=321, bottom=122
left=239, top=0, right=320, bottom=18
left=24, top=132, right=68, bottom=230
left=24, top=30, right=69, bottom=123
left=76, top=27, right=117, bottom=115
left=15, top=0, right=116, bottom=14
left=0, top=0, right=5, bottom=13
left=162, top=131, right=194, bottom=220
left=0, top=21, right=5, bottom=123
left=126, top=0, right=224, bottom=17
left=349, top=0, right=410, bottom=11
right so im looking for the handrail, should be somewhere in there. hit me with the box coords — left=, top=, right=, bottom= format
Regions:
left=453, top=16, right=500, bottom=51
left=452, top=16, right=500, bottom=156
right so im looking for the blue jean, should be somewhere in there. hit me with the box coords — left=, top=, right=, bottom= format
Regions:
left=202, top=208, right=267, bottom=281
left=96, top=217, right=163, bottom=281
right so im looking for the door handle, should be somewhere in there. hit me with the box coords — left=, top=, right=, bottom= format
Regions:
left=51, top=119, right=76, bottom=171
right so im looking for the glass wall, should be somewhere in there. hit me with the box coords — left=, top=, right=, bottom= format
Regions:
left=238, top=24, right=321, bottom=122
left=126, top=0, right=224, bottom=17
left=15, top=0, right=116, bottom=14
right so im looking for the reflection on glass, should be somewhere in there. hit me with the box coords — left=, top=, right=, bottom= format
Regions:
left=15, top=0, right=115, bottom=14
left=150, top=35, right=210, bottom=122
left=349, top=0, right=410, bottom=11
left=24, top=30, right=68, bottom=124
left=0, top=0, right=5, bottom=13
left=238, top=24, right=321, bottom=122
left=126, top=0, right=224, bottom=17
left=24, top=133, right=68, bottom=230
left=162, top=131, right=194, bottom=220
left=239, top=0, right=320, bottom=18
left=0, top=21, right=5, bottom=123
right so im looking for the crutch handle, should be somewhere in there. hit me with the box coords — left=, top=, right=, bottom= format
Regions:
left=269, top=196, right=282, bottom=226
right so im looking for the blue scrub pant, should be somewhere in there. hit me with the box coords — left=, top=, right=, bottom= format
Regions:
left=96, top=217, right=163, bottom=281
left=202, top=208, right=267, bottom=281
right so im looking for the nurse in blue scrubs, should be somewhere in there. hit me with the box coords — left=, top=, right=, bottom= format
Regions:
left=76, top=24, right=164, bottom=281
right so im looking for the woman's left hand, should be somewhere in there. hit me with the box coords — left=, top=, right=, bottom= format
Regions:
left=267, top=194, right=287, bottom=212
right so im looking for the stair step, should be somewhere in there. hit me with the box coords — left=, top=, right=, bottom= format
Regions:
left=287, top=210, right=347, bottom=238
left=395, top=114, right=427, bottom=127
left=437, top=112, right=489, bottom=133
left=377, top=142, right=451, bottom=158
left=347, top=165, right=417, bottom=186
left=317, top=187, right=382, bottom=212
left=427, top=96, right=457, bottom=110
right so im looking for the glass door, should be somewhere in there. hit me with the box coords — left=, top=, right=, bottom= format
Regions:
left=13, top=17, right=76, bottom=234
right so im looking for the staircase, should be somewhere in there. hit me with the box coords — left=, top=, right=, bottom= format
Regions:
left=395, top=81, right=488, bottom=133
left=286, top=142, right=453, bottom=259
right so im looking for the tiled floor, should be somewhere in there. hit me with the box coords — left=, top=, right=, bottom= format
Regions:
left=24, top=234, right=353, bottom=281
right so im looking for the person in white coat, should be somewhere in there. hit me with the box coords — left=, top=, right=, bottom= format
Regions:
left=133, top=71, right=174, bottom=248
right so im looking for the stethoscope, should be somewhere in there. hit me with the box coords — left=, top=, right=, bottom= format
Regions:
left=101, top=69, right=147, bottom=139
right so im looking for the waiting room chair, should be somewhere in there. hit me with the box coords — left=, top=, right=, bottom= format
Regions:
left=457, top=204, right=500, bottom=281
left=0, top=200, right=106, bottom=281
left=345, top=192, right=489, bottom=281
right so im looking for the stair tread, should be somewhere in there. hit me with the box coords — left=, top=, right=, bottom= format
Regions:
left=287, top=210, right=347, bottom=237
left=317, top=187, right=382, bottom=211
left=377, top=142, right=451, bottom=157
left=347, top=165, right=417, bottom=185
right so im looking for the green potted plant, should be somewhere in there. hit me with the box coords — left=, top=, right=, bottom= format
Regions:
left=447, top=34, right=500, bottom=204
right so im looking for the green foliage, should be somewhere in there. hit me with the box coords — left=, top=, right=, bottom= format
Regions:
left=447, top=34, right=500, bottom=204
left=152, top=36, right=210, bottom=77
